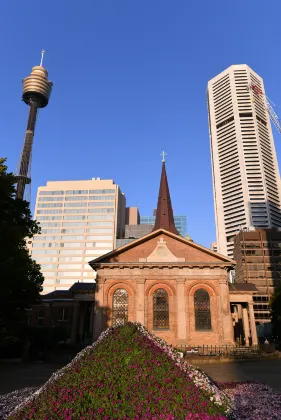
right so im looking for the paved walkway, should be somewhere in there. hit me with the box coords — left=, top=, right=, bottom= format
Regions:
left=1, top=360, right=281, bottom=395
left=197, top=360, right=281, bottom=390
left=0, top=362, right=63, bottom=395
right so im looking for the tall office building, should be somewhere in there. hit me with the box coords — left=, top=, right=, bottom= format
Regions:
left=233, top=228, right=281, bottom=328
left=140, top=215, right=187, bottom=237
left=208, top=64, right=281, bottom=258
left=31, top=178, right=125, bottom=293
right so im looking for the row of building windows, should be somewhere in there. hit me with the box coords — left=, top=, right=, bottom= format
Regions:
left=243, top=243, right=281, bottom=249
left=36, top=214, right=114, bottom=221
left=36, top=208, right=115, bottom=215
left=32, top=249, right=81, bottom=255
left=39, top=221, right=113, bottom=228
left=37, top=202, right=115, bottom=209
left=241, top=249, right=281, bottom=256
left=41, top=263, right=97, bottom=270
left=34, top=251, right=112, bottom=263
left=38, top=195, right=115, bottom=202
left=112, top=288, right=212, bottom=331
left=34, top=231, right=113, bottom=241
left=39, top=189, right=116, bottom=196
left=41, top=271, right=97, bottom=277
left=32, top=238, right=113, bottom=248
left=36, top=307, right=69, bottom=326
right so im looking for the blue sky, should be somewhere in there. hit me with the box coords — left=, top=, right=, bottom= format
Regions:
left=2, top=0, right=281, bottom=248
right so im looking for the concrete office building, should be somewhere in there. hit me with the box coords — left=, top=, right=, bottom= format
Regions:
left=208, top=64, right=281, bottom=258
left=210, top=242, right=218, bottom=253
left=125, top=223, right=153, bottom=239
left=125, top=207, right=140, bottom=225
left=233, top=228, right=281, bottom=328
left=31, top=179, right=125, bottom=293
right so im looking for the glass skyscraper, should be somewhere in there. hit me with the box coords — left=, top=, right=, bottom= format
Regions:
left=140, top=215, right=187, bottom=237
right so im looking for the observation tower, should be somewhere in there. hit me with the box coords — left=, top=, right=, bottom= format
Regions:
left=16, top=51, right=53, bottom=200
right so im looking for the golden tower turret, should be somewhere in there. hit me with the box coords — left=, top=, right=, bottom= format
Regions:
left=16, top=51, right=53, bottom=200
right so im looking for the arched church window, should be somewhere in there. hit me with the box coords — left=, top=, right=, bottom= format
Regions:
left=112, top=289, right=128, bottom=326
left=194, top=289, right=211, bottom=331
left=153, top=288, right=169, bottom=329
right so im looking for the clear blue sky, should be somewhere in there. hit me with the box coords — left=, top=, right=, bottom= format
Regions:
left=2, top=1, right=281, bottom=248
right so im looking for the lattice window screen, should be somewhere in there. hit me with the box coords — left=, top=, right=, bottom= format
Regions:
left=194, top=289, right=212, bottom=331
left=153, top=288, right=169, bottom=329
left=112, top=289, right=128, bottom=326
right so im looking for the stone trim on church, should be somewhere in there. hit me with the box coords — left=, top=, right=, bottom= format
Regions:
left=90, top=230, right=240, bottom=346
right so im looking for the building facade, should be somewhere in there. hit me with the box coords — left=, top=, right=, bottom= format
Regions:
left=125, top=207, right=140, bottom=225
left=208, top=64, right=281, bottom=258
left=30, top=162, right=260, bottom=348
left=234, top=228, right=281, bottom=327
left=125, top=223, right=154, bottom=239
left=210, top=242, right=218, bottom=252
left=31, top=178, right=125, bottom=293
left=140, top=215, right=187, bottom=237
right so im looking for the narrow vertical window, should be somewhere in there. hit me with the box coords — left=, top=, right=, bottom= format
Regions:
left=112, top=289, right=128, bottom=326
left=194, top=289, right=211, bottom=331
left=153, top=288, right=169, bottom=329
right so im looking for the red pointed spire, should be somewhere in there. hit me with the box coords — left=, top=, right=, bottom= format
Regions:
left=152, top=161, right=179, bottom=235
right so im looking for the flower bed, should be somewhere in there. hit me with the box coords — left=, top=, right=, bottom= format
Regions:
left=218, top=381, right=281, bottom=420
left=0, top=388, right=37, bottom=419
left=8, top=323, right=230, bottom=420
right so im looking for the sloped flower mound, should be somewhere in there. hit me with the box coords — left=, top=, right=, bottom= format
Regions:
left=219, top=382, right=281, bottom=420
left=9, top=323, right=231, bottom=420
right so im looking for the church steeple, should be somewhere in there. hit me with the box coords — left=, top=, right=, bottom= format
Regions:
left=152, top=154, right=179, bottom=235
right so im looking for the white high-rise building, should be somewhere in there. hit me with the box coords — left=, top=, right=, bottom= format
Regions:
left=208, top=64, right=281, bottom=258
left=30, top=178, right=126, bottom=293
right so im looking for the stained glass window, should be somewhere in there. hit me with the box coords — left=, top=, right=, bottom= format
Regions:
left=112, top=289, right=128, bottom=326
left=194, top=289, right=211, bottom=331
left=153, top=288, right=169, bottom=329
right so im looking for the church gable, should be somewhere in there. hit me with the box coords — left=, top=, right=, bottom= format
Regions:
left=140, top=237, right=185, bottom=263
left=91, top=230, right=234, bottom=265
left=90, top=161, right=234, bottom=268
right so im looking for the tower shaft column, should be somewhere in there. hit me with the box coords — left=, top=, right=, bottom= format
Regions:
left=16, top=102, right=38, bottom=200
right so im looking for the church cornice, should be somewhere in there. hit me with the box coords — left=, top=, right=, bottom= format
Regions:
left=92, top=261, right=234, bottom=270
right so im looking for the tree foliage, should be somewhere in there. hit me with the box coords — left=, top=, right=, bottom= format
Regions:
left=0, top=158, right=43, bottom=342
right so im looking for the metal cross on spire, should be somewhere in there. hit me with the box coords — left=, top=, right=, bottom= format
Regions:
left=161, top=151, right=167, bottom=163
left=40, top=50, right=46, bottom=67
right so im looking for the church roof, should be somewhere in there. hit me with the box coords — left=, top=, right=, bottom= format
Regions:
left=69, top=282, right=96, bottom=294
left=42, top=290, right=73, bottom=301
left=41, top=283, right=96, bottom=301
left=152, top=161, right=179, bottom=235
left=89, top=228, right=236, bottom=266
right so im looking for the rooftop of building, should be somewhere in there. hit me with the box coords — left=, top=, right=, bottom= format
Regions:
left=229, top=283, right=258, bottom=293
left=41, top=178, right=118, bottom=188
left=208, top=64, right=262, bottom=85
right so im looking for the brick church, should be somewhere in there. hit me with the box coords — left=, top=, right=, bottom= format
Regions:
left=31, top=161, right=259, bottom=347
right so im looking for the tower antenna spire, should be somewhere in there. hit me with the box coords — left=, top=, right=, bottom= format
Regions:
left=15, top=52, right=53, bottom=201
left=40, top=50, right=45, bottom=67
